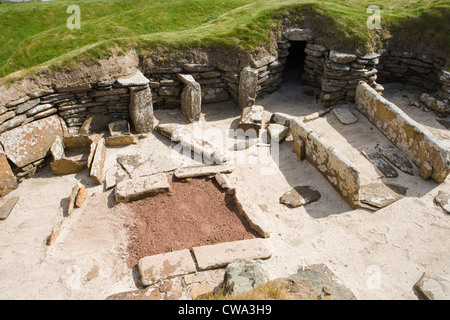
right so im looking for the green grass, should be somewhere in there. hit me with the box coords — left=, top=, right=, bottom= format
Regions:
left=0, top=0, right=448, bottom=81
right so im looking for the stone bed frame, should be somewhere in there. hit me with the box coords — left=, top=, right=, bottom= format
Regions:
left=119, top=167, right=272, bottom=288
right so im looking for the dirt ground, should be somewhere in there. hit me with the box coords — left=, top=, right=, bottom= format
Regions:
left=0, top=77, right=449, bottom=300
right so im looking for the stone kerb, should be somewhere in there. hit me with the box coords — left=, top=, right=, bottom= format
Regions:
left=355, top=81, right=450, bottom=183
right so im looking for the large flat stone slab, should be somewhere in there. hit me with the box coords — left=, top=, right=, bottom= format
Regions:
left=174, top=164, right=234, bottom=179
left=50, top=158, right=85, bottom=175
left=130, top=154, right=180, bottom=179
left=233, top=188, right=270, bottom=238
left=275, top=263, right=357, bottom=300
left=359, top=182, right=405, bottom=210
left=0, top=115, right=65, bottom=167
left=156, top=123, right=227, bottom=164
left=378, top=145, right=414, bottom=175
left=434, top=190, right=450, bottom=214
left=115, top=173, right=170, bottom=203
left=192, top=238, right=271, bottom=271
left=362, top=151, right=398, bottom=178
left=138, top=249, right=197, bottom=287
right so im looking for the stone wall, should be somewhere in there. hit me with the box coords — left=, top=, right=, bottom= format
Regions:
left=290, top=118, right=361, bottom=209
left=377, top=51, right=447, bottom=94
left=355, top=81, right=450, bottom=183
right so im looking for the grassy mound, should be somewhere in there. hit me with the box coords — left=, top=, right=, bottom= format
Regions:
left=0, top=0, right=448, bottom=80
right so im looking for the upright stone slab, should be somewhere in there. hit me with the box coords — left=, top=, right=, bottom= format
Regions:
left=238, top=105, right=264, bottom=134
left=129, top=85, right=155, bottom=133
left=89, top=138, right=106, bottom=185
left=0, top=152, right=18, bottom=197
left=178, top=74, right=201, bottom=123
left=238, top=67, right=258, bottom=110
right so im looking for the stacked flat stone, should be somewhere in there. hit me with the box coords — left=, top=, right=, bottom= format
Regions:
left=302, top=42, right=326, bottom=87
left=377, top=51, right=445, bottom=92
left=320, top=50, right=380, bottom=106
left=147, top=63, right=229, bottom=108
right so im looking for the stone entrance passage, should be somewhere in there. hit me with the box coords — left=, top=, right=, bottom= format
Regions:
left=283, top=40, right=307, bottom=83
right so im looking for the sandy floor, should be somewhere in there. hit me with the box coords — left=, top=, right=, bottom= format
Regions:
left=0, top=78, right=449, bottom=300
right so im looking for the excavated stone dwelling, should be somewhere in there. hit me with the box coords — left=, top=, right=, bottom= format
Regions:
left=0, top=26, right=448, bottom=199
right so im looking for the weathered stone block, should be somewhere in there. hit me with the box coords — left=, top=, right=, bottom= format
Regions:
left=192, top=238, right=271, bottom=270
left=178, top=74, right=201, bottom=123
left=174, top=164, right=234, bottom=179
left=293, top=136, right=305, bottom=160
left=238, top=67, right=258, bottom=110
left=89, top=138, right=106, bottom=185
left=238, top=105, right=264, bottom=134
left=115, top=173, right=170, bottom=203
left=116, top=70, right=150, bottom=87
left=50, top=158, right=85, bottom=176
left=0, top=152, right=18, bottom=197
left=129, top=86, right=156, bottom=133
left=282, top=28, right=313, bottom=41
left=0, top=115, right=65, bottom=167
left=0, top=196, right=19, bottom=220
left=138, top=249, right=196, bottom=287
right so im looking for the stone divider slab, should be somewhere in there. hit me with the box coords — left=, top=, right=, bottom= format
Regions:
left=233, top=187, right=270, bottom=238
left=355, top=81, right=450, bottom=183
left=174, top=164, right=234, bottom=179
left=138, top=249, right=197, bottom=287
left=192, top=238, right=271, bottom=271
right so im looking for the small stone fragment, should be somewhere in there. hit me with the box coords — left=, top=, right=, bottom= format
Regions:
left=434, top=191, right=450, bottom=214
left=75, top=184, right=88, bottom=208
left=280, top=186, right=321, bottom=208
left=90, top=138, right=107, bottom=185
left=378, top=145, right=414, bottom=175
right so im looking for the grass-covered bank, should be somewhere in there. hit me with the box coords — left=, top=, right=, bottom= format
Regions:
left=0, top=0, right=448, bottom=80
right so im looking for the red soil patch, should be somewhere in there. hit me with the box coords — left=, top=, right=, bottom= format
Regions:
left=124, top=176, right=259, bottom=268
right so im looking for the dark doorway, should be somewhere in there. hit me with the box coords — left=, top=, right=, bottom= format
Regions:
left=283, top=41, right=307, bottom=84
